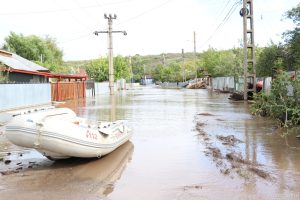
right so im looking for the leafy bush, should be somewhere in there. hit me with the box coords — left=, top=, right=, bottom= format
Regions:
left=251, top=72, right=300, bottom=127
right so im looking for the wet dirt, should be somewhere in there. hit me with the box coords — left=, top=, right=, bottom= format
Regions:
left=195, top=112, right=273, bottom=181
left=1, top=87, right=300, bottom=200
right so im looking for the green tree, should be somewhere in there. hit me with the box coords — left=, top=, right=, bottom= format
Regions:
left=2, top=32, right=64, bottom=72
left=152, top=64, right=163, bottom=81
left=199, top=48, right=243, bottom=77
left=131, top=55, right=144, bottom=82
left=114, top=56, right=130, bottom=80
left=85, top=58, right=108, bottom=82
left=256, top=43, right=283, bottom=77
left=85, top=56, right=131, bottom=82
left=283, top=3, right=300, bottom=71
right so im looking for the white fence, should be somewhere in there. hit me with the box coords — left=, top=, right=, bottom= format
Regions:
left=0, top=83, right=51, bottom=111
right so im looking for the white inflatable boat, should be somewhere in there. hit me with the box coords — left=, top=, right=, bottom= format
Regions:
left=5, top=108, right=132, bottom=160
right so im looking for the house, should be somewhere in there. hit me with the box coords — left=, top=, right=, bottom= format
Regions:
left=0, top=49, right=88, bottom=104
left=140, top=75, right=153, bottom=85
left=0, top=50, right=50, bottom=83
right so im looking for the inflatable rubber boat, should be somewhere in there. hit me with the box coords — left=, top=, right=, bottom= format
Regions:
left=5, top=108, right=132, bottom=160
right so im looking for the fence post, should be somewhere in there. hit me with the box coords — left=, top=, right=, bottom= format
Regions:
left=56, top=80, right=60, bottom=101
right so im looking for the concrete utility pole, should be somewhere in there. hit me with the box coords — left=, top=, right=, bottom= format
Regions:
left=182, top=49, right=186, bottom=82
left=193, top=31, right=197, bottom=81
left=241, top=0, right=256, bottom=100
left=129, top=56, right=133, bottom=86
left=94, top=13, right=127, bottom=95
left=162, top=53, right=166, bottom=66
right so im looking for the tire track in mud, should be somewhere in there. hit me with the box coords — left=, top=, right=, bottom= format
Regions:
left=195, top=113, right=272, bottom=180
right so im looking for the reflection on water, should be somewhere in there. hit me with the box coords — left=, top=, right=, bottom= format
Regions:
left=0, top=142, right=134, bottom=199
left=70, top=141, right=134, bottom=196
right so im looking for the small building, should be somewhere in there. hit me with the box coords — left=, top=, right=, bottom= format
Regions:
left=140, top=75, right=153, bottom=85
left=0, top=49, right=88, bottom=102
left=0, top=50, right=50, bottom=83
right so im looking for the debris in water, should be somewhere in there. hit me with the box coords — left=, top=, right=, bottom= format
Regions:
left=228, top=92, right=244, bottom=101
left=187, top=82, right=207, bottom=89
left=217, top=135, right=243, bottom=146
left=226, top=152, right=251, bottom=165
left=0, top=170, right=19, bottom=175
left=183, top=185, right=203, bottom=191
left=4, top=160, right=11, bottom=165
left=196, top=122, right=206, bottom=127
left=206, top=147, right=222, bottom=159
left=220, top=168, right=230, bottom=175
left=248, top=167, right=270, bottom=179
left=197, top=113, right=214, bottom=116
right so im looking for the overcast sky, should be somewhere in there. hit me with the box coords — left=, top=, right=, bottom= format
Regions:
left=0, top=0, right=298, bottom=61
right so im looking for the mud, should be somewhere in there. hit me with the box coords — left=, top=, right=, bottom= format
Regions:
left=195, top=115, right=272, bottom=180
left=197, top=112, right=215, bottom=116
left=217, top=135, right=243, bottom=146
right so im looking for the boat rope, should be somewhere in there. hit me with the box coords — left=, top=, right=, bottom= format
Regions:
left=34, top=122, right=43, bottom=148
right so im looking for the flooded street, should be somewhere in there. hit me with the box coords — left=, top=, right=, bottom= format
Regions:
left=1, top=86, right=300, bottom=200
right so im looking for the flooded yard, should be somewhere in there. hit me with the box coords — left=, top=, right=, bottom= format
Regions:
left=0, top=86, right=300, bottom=200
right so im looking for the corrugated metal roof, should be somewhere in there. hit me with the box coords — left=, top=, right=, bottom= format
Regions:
left=0, top=50, right=49, bottom=72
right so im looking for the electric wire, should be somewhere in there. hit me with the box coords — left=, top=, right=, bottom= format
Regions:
left=0, top=0, right=137, bottom=16
left=52, top=0, right=94, bottom=32
left=60, top=0, right=175, bottom=44
left=115, top=0, right=175, bottom=27
left=199, top=0, right=241, bottom=48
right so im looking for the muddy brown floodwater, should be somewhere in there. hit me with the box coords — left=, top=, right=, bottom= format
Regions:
left=1, top=86, right=300, bottom=200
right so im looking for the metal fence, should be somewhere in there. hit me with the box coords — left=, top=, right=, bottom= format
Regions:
left=86, top=81, right=130, bottom=97
left=0, top=83, right=51, bottom=111
left=211, top=76, right=272, bottom=93
left=51, top=81, right=86, bottom=101
left=212, top=77, right=235, bottom=92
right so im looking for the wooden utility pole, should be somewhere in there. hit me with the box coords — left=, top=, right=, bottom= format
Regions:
left=242, top=0, right=256, bottom=100
left=94, top=13, right=127, bottom=95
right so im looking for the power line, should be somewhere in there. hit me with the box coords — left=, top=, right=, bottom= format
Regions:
left=212, top=0, right=233, bottom=26
left=58, top=0, right=175, bottom=44
left=73, top=0, right=99, bottom=25
left=53, top=0, right=94, bottom=32
left=115, top=0, right=175, bottom=27
left=0, top=0, right=137, bottom=16
left=59, top=33, right=93, bottom=44
left=199, top=0, right=241, bottom=48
